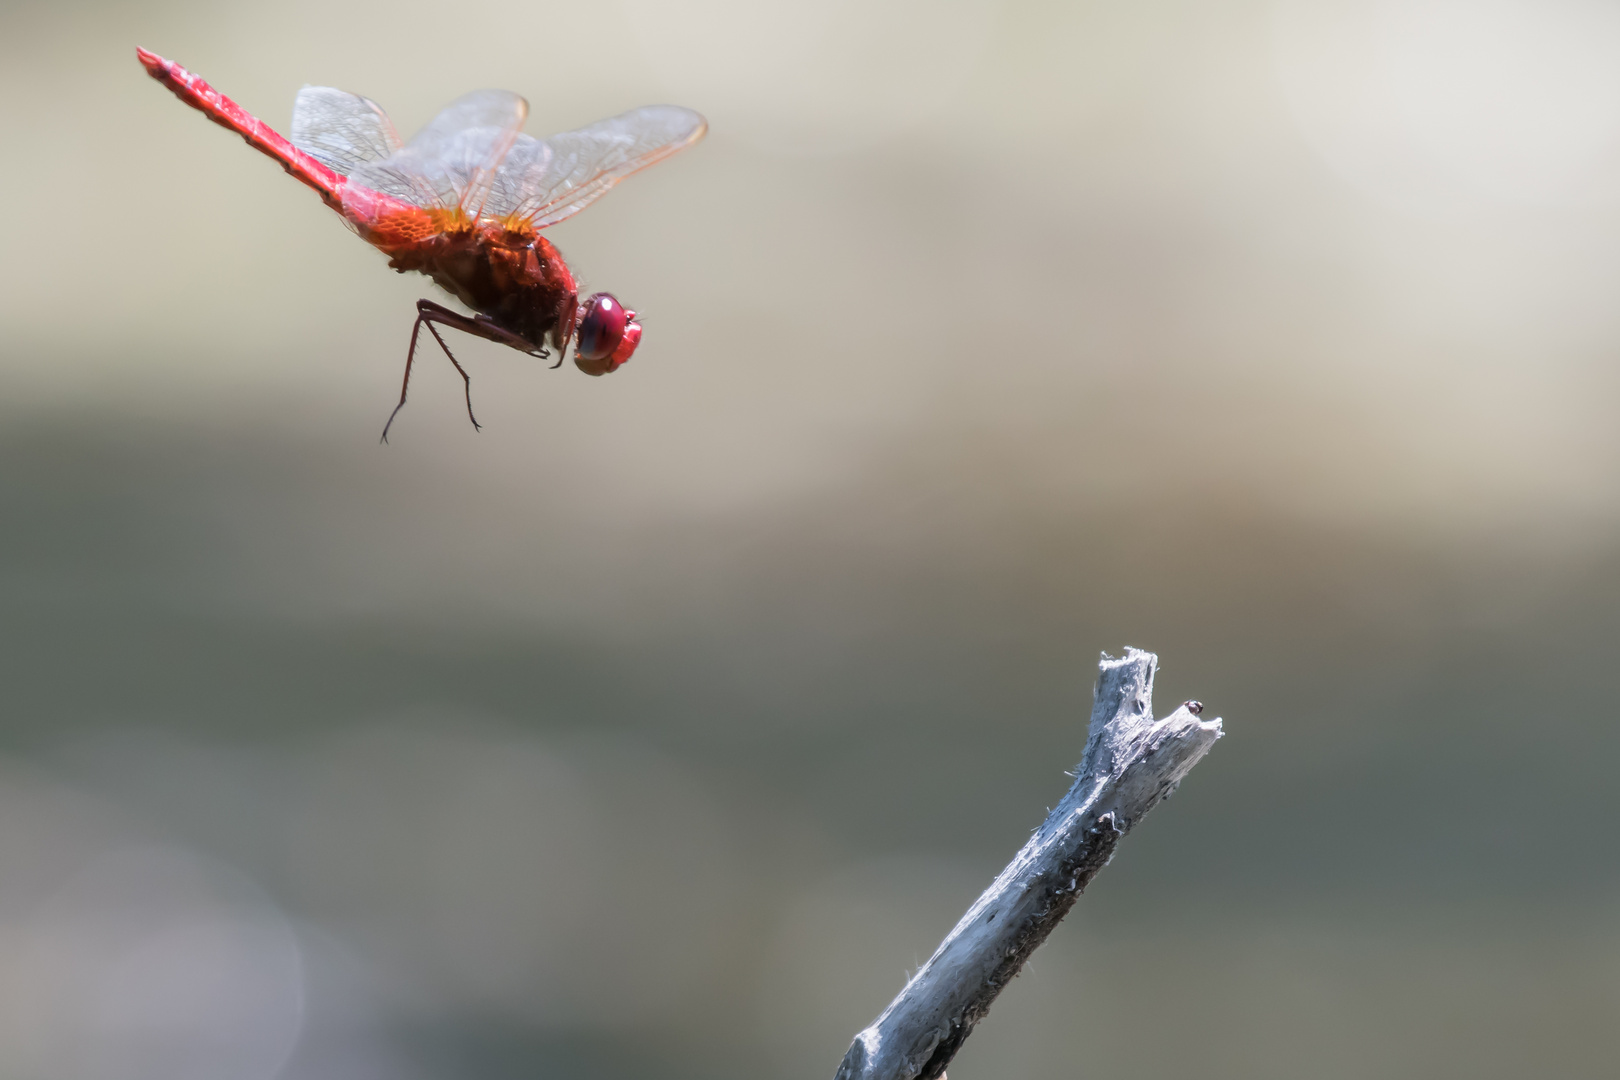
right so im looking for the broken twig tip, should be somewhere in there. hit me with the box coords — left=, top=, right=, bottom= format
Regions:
left=832, top=646, right=1220, bottom=1080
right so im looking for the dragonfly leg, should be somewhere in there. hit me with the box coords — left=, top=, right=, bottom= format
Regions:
left=380, top=301, right=502, bottom=440
left=379, top=314, right=426, bottom=443
left=379, top=300, right=549, bottom=440
left=464, top=309, right=559, bottom=368
left=469, top=311, right=546, bottom=353
left=420, top=319, right=481, bottom=433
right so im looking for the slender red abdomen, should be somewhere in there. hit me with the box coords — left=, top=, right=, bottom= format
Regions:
left=137, top=48, right=346, bottom=211
left=138, top=48, right=429, bottom=251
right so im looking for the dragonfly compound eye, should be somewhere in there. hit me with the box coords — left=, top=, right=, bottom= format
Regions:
left=576, top=292, right=629, bottom=362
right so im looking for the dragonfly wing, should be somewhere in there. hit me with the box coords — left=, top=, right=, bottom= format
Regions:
left=482, top=134, right=554, bottom=219
left=500, top=105, right=707, bottom=230
left=413, top=90, right=528, bottom=215
left=290, top=86, right=402, bottom=176
left=348, top=126, right=514, bottom=211
left=345, top=90, right=529, bottom=215
left=407, top=90, right=528, bottom=155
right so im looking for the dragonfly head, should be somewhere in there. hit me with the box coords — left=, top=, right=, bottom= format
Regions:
left=574, top=292, right=642, bottom=376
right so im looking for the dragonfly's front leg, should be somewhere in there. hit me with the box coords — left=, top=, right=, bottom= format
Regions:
left=471, top=312, right=552, bottom=363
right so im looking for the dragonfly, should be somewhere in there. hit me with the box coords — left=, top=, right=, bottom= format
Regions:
left=137, top=48, right=706, bottom=439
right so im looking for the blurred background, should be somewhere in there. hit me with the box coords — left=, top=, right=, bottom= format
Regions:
left=2, top=0, right=1619, bottom=1077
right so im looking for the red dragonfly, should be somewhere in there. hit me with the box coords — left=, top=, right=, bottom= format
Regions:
left=137, top=48, right=706, bottom=439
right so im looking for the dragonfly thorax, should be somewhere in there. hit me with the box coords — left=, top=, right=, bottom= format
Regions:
left=384, top=227, right=579, bottom=356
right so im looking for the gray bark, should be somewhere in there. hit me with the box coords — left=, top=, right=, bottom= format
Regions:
left=832, top=648, right=1223, bottom=1080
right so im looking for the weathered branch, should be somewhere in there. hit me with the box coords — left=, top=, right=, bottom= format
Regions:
left=833, top=647, right=1222, bottom=1080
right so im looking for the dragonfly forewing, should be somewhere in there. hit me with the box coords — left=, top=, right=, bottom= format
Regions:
left=509, top=105, right=707, bottom=230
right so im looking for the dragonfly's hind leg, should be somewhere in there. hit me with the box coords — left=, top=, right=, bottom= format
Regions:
left=420, top=318, right=481, bottom=434
left=380, top=312, right=427, bottom=443
left=381, top=299, right=531, bottom=441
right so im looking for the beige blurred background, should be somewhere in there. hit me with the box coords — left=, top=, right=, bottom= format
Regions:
left=2, top=0, right=1619, bottom=1077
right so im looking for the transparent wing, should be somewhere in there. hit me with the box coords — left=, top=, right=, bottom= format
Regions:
left=492, top=105, right=707, bottom=229
left=290, top=86, right=403, bottom=176
left=406, top=90, right=528, bottom=156
left=483, top=135, right=553, bottom=219
left=347, top=90, right=529, bottom=214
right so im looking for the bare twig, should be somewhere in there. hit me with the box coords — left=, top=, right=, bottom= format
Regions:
left=833, top=648, right=1222, bottom=1080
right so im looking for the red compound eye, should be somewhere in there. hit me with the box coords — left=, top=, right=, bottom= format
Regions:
left=574, top=293, right=642, bottom=376
left=576, top=292, right=628, bottom=362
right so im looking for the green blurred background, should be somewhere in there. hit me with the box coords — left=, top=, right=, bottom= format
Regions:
left=2, top=0, right=1618, bottom=1077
